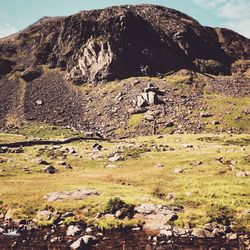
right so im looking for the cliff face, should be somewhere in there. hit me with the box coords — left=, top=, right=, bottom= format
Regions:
left=0, top=4, right=250, bottom=83
left=0, top=4, right=249, bottom=136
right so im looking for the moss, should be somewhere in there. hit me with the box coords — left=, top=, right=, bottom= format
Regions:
left=62, top=216, right=76, bottom=225
left=127, top=114, right=144, bottom=127
left=93, top=217, right=141, bottom=231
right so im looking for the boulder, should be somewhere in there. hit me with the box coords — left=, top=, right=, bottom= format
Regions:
left=136, top=95, right=148, bottom=108
left=70, top=235, right=96, bottom=250
left=147, top=91, right=158, bottom=105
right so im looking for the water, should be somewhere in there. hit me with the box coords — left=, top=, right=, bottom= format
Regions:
left=0, top=228, right=243, bottom=249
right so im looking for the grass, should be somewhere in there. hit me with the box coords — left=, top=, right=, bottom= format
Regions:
left=203, top=93, right=250, bottom=133
left=0, top=132, right=249, bottom=231
left=127, top=114, right=144, bottom=127
left=8, top=122, right=81, bottom=139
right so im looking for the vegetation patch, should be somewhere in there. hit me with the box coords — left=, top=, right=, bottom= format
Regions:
left=127, top=114, right=144, bottom=127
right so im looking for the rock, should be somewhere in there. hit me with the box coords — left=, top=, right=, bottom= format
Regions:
left=166, top=121, right=174, bottom=127
left=85, top=227, right=93, bottom=233
left=136, top=95, right=148, bottom=108
left=36, top=100, right=43, bottom=105
left=165, top=212, right=178, bottom=222
left=160, top=229, right=173, bottom=237
left=5, top=209, right=17, bottom=220
left=20, top=68, right=42, bottom=81
left=44, top=188, right=100, bottom=202
left=174, top=168, right=183, bottom=174
left=70, top=235, right=97, bottom=249
left=212, top=228, right=224, bottom=237
left=61, top=212, right=74, bottom=219
left=66, top=225, right=82, bottom=236
left=212, top=120, right=220, bottom=125
left=148, top=91, right=158, bottom=105
left=182, top=144, right=193, bottom=148
left=236, top=170, right=249, bottom=177
left=200, top=112, right=213, bottom=118
left=38, top=159, right=50, bottom=165
left=105, top=164, right=121, bottom=168
left=144, top=111, right=155, bottom=121
left=58, top=161, right=67, bottom=166
left=92, top=143, right=103, bottom=151
left=36, top=210, right=54, bottom=221
left=108, top=153, right=122, bottom=162
left=226, top=232, right=237, bottom=240
left=165, top=193, right=175, bottom=200
left=155, top=163, right=164, bottom=168
left=191, top=228, right=214, bottom=238
left=43, top=165, right=58, bottom=174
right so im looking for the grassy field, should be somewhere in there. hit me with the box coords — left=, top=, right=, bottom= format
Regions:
left=0, top=131, right=249, bottom=231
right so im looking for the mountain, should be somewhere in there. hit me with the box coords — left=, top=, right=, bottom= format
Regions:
left=0, top=4, right=249, bottom=137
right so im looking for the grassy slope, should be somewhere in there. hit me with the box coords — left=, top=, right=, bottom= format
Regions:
left=0, top=131, right=249, bottom=230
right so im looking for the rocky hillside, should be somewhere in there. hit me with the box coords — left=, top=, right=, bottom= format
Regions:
left=0, top=4, right=249, bottom=137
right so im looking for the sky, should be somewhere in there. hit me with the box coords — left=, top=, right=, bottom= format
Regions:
left=0, top=0, right=249, bottom=38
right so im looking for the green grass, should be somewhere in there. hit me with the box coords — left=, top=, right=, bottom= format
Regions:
left=0, top=132, right=249, bottom=231
left=8, top=122, right=81, bottom=139
left=204, top=94, right=250, bottom=133
left=127, top=114, right=144, bottom=127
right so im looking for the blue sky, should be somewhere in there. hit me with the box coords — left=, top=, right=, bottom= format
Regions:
left=0, top=0, right=249, bottom=38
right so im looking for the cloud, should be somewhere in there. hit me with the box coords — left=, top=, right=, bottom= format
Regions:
left=0, top=23, right=18, bottom=38
left=192, top=0, right=250, bottom=38
left=226, top=19, right=250, bottom=38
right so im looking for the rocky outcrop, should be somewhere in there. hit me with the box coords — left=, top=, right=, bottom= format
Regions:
left=0, top=4, right=249, bottom=135
left=0, top=5, right=249, bottom=83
